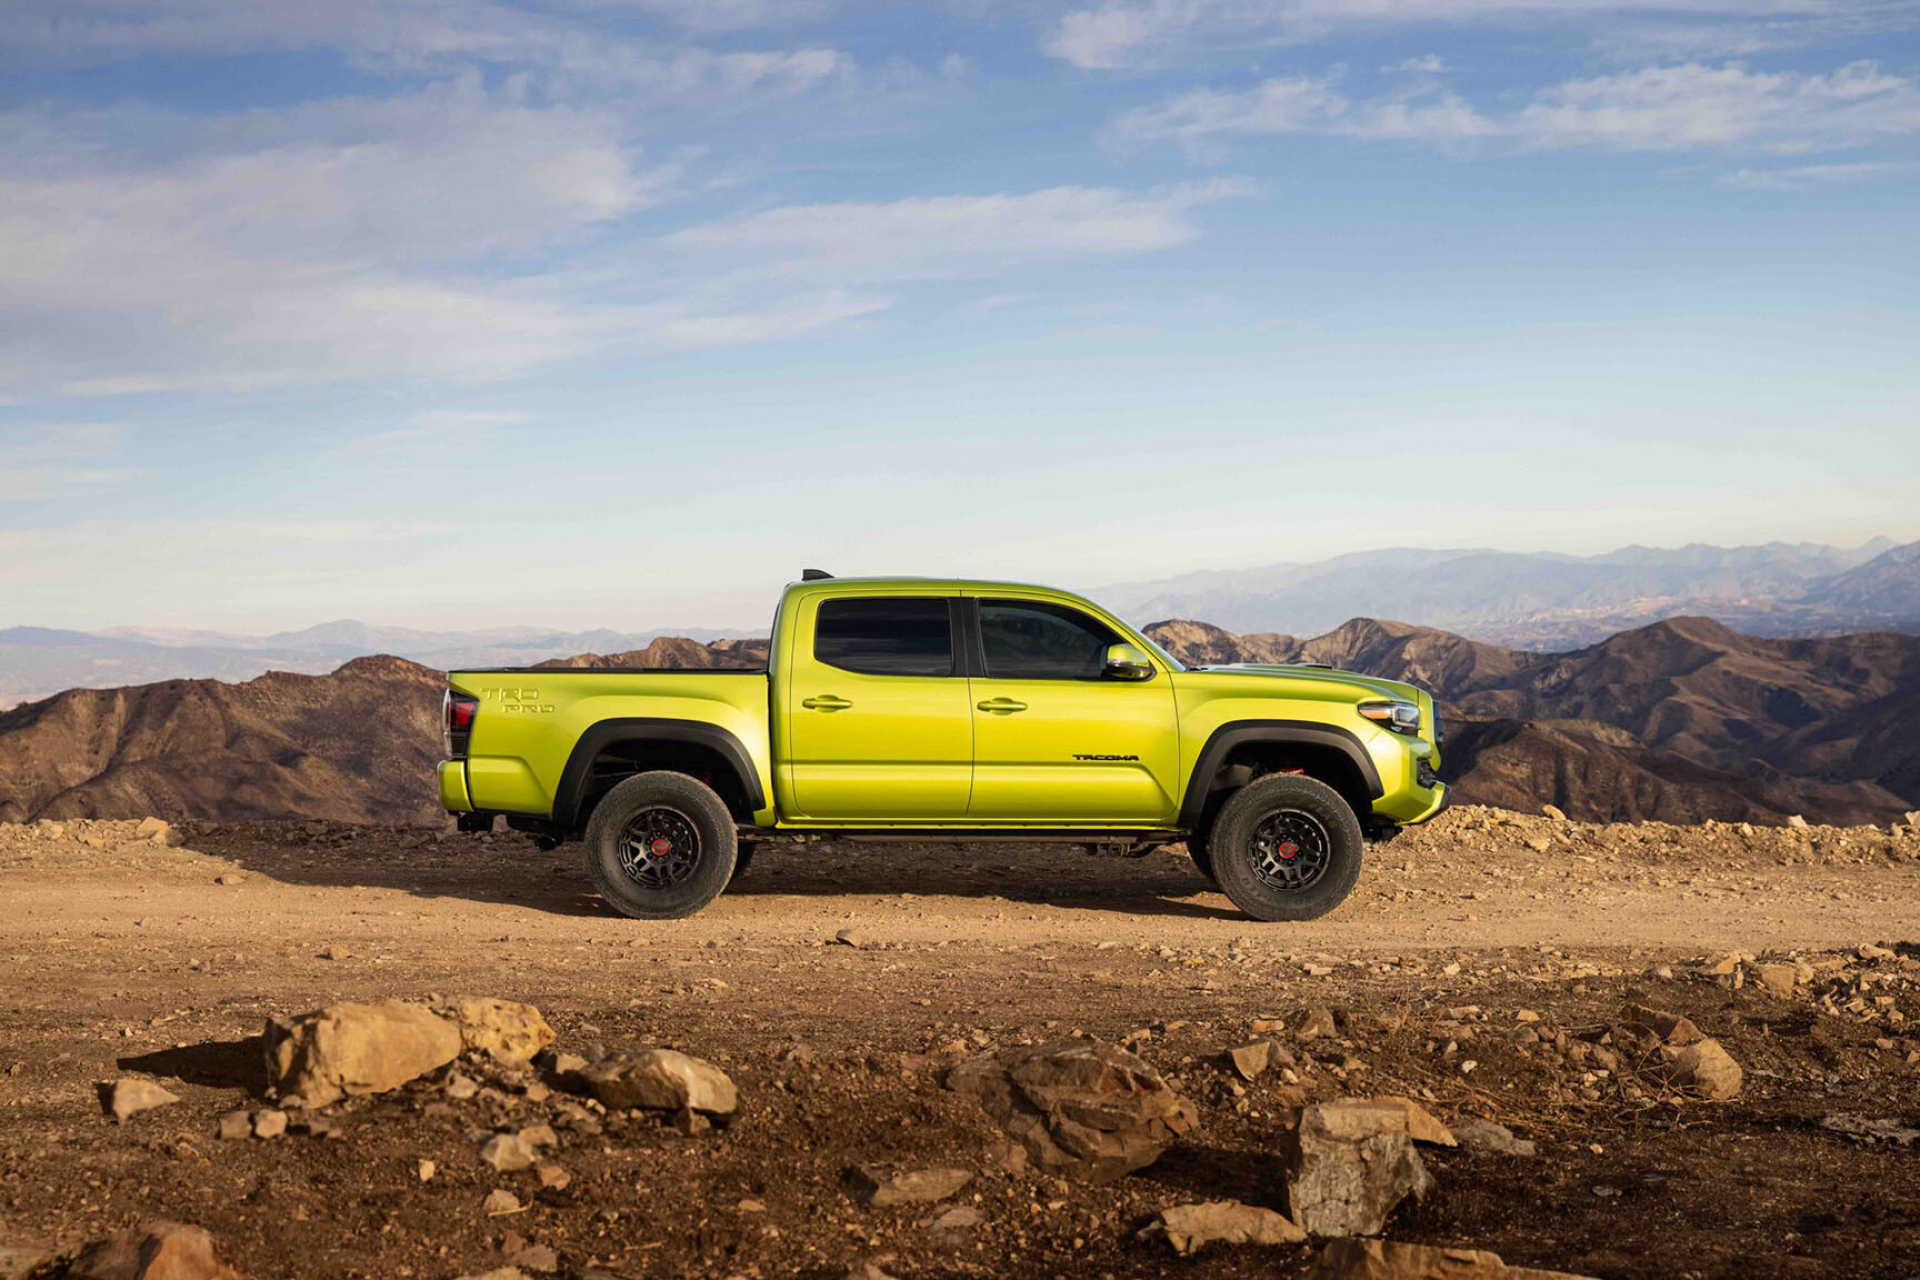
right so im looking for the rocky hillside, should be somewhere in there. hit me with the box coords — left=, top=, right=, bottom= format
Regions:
left=3, top=619, right=1916, bottom=827
left=1144, top=616, right=1920, bottom=826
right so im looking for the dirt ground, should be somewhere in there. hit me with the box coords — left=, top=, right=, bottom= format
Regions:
left=3, top=807, right=1919, bottom=1280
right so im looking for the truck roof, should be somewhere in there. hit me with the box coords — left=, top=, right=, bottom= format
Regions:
left=786, top=575, right=1076, bottom=595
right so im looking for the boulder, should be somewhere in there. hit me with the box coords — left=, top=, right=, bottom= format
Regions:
left=0, top=1245, right=50, bottom=1280
left=846, top=1166, right=973, bottom=1207
left=99, top=1079, right=180, bottom=1124
left=1143, top=1200, right=1307, bottom=1255
left=434, top=997, right=556, bottom=1062
left=69, top=1221, right=243, bottom=1280
left=1228, top=1040, right=1283, bottom=1081
left=578, top=1049, right=737, bottom=1116
left=946, top=1039, right=1198, bottom=1183
left=1451, top=1118, right=1536, bottom=1158
left=1753, top=963, right=1798, bottom=998
left=1661, top=1038, right=1743, bottom=1100
left=1620, top=1006, right=1703, bottom=1046
left=1313, top=1097, right=1456, bottom=1147
left=263, top=1002, right=462, bottom=1108
left=1284, top=1102, right=1436, bottom=1237
left=1306, top=1239, right=1600, bottom=1279
left=480, top=1134, right=538, bottom=1172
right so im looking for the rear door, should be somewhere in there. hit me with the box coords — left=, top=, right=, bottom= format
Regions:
left=965, top=597, right=1181, bottom=822
left=784, top=594, right=974, bottom=819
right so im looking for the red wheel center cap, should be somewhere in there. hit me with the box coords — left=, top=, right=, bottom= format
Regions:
left=1277, top=841, right=1299, bottom=859
left=648, top=838, right=673, bottom=857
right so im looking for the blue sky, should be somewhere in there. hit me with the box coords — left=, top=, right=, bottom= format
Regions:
left=2, top=0, right=1917, bottom=632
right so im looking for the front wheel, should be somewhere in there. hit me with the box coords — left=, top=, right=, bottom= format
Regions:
left=585, top=772, right=737, bottom=920
left=1209, top=775, right=1364, bottom=922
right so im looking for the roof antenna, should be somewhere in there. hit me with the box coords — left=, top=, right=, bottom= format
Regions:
left=801, top=568, right=834, bottom=581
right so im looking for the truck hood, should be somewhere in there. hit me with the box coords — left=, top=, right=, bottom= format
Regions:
left=1182, top=662, right=1428, bottom=706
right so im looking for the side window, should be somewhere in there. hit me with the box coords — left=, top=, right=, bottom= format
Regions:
left=814, top=598, right=955, bottom=677
left=979, top=600, right=1120, bottom=680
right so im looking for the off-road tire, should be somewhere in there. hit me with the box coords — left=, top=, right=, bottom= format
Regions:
left=1209, top=774, right=1364, bottom=922
left=585, top=771, right=737, bottom=920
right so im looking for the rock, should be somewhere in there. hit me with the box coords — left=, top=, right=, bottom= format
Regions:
left=578, top=1049, right=737, bottom=1116
left=945, top=1039, right=1198, bottom=1183
left=1541, top=804, right=1567, bottom=822
left=1821, top=1113, right=1920, bottom=1145
left=134, top=817, right=169, bottom=840
left=480, top=1133, right=538, bottom=1172
left=518, top=1123, right=558, bottom=1148
left=1787, top=814, right=1810, bottom=829
left=834, top=928, right=868, bottom=948
left=214, top=874, right=241, bottom=886
left=846, top=1262, right=901, bottom=1280
left=669, top=1107, right=711, bottom=1135
left=1298, top=1007, right=1338, bottom=1040
left=433, top=997, right=556, bottom=1062
left=1524, top=837, right=1551, bottom=854
left=446, top=1072, right=480, bottom=1100
left=537, top=1050, right=589, bottom=1087
left=214, top=1110, right=252, bottom=1141
left=1284, top=1101, right=1435, bottom=1237
left=0, top=1245, right=50, bottom=1280
left=417, top=1159, right=437, bottom=1182
left=1661, top=1038, right=1743, bottom=1100
left=1143, top=1200, right=1307, bottom=1255
left=100, top=1078, right=180, bottom=1123
left=250, top=1109, right=287, bottom=1139
left=68, top=1221, right=242, bottom=1280
left=454, top=1270, right=527, bottom=1280
left=482, top=1189, right=524, bottom=1217
left=1621, top=1005, right=1703, bottom=1045
left=507, top=1244, right=558, bottom=1274
left=1228, top=1039, right=1282, bottom=1081
left=924, top=1205, right=982, bottom=1231
left=1306, top=1238, right=1602, bottom=1279
left=535, top=1162, right=571, bottom=1190
left=1310, top=1097, right=1456, bottom=1147
left=263, top=1002, right=462, bottom=1108
left=847, top=1166, right=973, bottom=1207
left=1754, top=963, right=1798, bottom=997
left=1451, top=1118, right=1536, bottom=1157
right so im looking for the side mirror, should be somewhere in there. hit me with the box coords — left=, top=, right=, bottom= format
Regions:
left=1102, top=643, right=1155, bottom=682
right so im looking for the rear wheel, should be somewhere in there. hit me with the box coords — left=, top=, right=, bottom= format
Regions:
left=1209, top=774, right=1364, bottom=922
left=585, top=772, right=737, bottom=920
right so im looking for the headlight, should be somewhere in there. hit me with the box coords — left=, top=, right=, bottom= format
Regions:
left=1358, top=699, right=1421, bottom=735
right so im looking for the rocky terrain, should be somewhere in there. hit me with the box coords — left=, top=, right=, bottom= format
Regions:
left=3, top=807, right=1920, bottom=1278
left=3, top=614, right=1917, bottom=829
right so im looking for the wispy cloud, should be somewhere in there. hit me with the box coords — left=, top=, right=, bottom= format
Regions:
left=1041, top=0, right=1847, bottom=69
left=1115, top=60, right=1920, bottom=156
left=0, top=422, right=127, bottom=501
left=1717, top=159, right=1907, bottom=188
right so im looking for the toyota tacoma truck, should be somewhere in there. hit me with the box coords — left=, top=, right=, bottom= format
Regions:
left=439, top=574, right=1447, bottom=922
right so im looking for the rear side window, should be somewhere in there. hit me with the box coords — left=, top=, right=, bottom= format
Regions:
left=814, top=598, right=955, bottom=676
left=979, top=600, right=1120, bottom=680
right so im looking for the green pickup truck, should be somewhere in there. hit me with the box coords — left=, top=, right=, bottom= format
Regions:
left=439, top=573, right=1447, bottom=922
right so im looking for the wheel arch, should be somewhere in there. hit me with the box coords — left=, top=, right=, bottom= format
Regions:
left=1179, top=720, right=1383, bottom=831
left=555, top=719, right=767, bottom=829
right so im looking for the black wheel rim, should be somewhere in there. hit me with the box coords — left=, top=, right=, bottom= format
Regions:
left=617, top=807, right=702, bottom=890
left=1249, top=808, right=1331, bottom=892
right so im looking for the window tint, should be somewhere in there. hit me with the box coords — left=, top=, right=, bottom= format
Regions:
left=979, top=600, right=1120, bottom=680
left=814, top=598, right=954, bottom=676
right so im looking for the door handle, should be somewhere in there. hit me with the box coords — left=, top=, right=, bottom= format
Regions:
left=802, top=695, right=853, bottom=712
left=976, top=698, right=1028, bottom=714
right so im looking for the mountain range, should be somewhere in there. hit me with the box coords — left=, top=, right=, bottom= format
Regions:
left=3, top=615, right=1915, bottom=829
left=6, top=536, right=1916, bottom=709
left=1093, top=537, right=1920, bottom=648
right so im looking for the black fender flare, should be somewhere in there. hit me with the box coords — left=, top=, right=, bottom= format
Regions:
left=1177, top=719, right=1383, bottom=829
left=553, top=718, right=767, bottom=828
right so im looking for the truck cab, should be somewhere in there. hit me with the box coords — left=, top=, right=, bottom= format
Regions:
left=441, top=575, right=1447, bottom=922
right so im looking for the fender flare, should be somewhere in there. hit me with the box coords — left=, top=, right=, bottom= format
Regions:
left=1177, top=719, right=1383, bottom=829
left=553, top=718, right=767, bottom=828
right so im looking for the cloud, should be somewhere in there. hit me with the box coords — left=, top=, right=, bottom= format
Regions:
left=1385, top=54, right=1447, bottom=73
left=1042, top=0, right=1859, bottom=69
left=1114, top=76, right=1496, bottom=151
left=1518, top=61, right=1920, bottom=150
left=0, top=422, right=127, bottom=501
left=1117, top=60, right=1920, bottom=155
left=0, top=0, right=855, bottom=103
left=1717, top=159, right=1906, bottom=188
left=666, top=180, right=1258, bottom=281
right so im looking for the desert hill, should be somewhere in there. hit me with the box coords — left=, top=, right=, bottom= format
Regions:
left=1143, top=615, right=1920, bottom=826
left=1, top=619, right=1915, bottom=827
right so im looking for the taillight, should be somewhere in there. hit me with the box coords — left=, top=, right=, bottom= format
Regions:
left=444, top=691, right=478, bottom=758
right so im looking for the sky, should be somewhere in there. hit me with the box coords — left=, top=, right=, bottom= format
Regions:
left=2, top=0, right=1917, bottom=632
